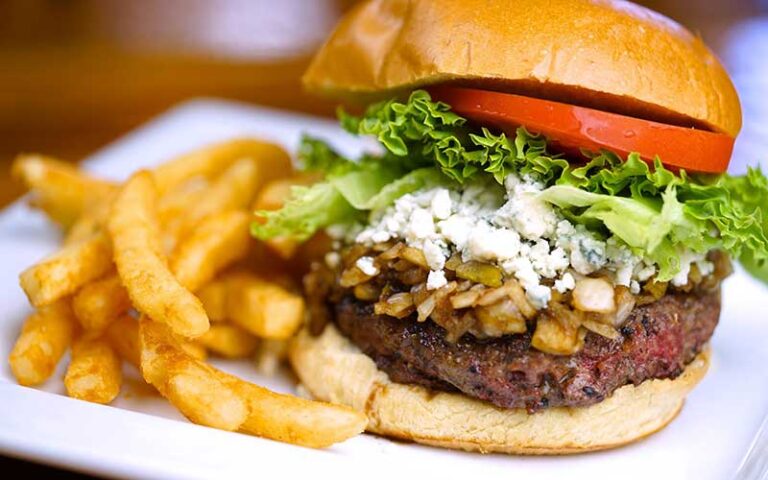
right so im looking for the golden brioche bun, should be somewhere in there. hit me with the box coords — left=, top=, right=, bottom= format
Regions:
left=289, top=324, right=710, bottom=454
left=304, top=0, right=741, bottom=137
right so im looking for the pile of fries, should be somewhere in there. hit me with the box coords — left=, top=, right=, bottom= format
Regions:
left=8, top=140, right=366, bottom=448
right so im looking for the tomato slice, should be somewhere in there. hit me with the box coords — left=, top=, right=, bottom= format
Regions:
left=428, top=86, right=734, bottom=174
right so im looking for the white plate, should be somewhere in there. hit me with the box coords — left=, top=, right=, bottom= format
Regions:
left=0, top=99, right=766, bottom=480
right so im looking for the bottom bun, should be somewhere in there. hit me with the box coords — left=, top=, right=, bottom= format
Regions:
left=289, top=324, right=710, bottom=455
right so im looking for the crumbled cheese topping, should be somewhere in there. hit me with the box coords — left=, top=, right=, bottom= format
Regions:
left=355, top=256, right=379, bottom=276
left=354, top=174, right=710, bottom=308
left=426, top=270, right=448, bottom=290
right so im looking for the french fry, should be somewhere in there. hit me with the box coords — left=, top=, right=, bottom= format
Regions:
left=151, top=139, right=291, bottom=196
left=254, top=339, right=289, bottom=376
left=64, top=200, right=113, bottom=246
left=252, top=177, right=300, bottom=211
left=140, top=317, right=365, bottom=447
left=199, top=323, right=258, bottom=359
left=196, top=280, right=227, bottom=322
left=225, top=273, right=305, bottom=340
left=180, top=341, right=208, bottom=362
left=139, top=318, right=248, bottom=431
left=252, top=174, right=320, bottom=260
left=106, top=314, right=140, bottom=367
left=64, top=335, right=122, bottom=404
left=108, top=172, right=209, bottom=338
left=171, top=210, right=251, bottom=292
left=72, top=274, right=131, bottom=334
left=223, top=374, right=367, bottom=449
left=107, top=314, right=206, bottom=366
left=157, top=178, right=209, bottom=253
left=19, top=232, right=113, bottom=307
left=178, top=158, right=259, bottom=235
left=9, top=300, right=76, bottom=386
left=11, top=139, right=366, bottom=449
left=12, top=154, right=116, bottom=228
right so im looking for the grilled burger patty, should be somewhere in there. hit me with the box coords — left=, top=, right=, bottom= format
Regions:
left=333, top=289, right=720, bottom=412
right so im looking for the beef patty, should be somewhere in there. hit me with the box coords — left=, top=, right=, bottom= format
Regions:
left=333, top=289, right=719, bottom=412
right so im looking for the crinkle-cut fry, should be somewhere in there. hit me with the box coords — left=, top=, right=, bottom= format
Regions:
left=178, top=158, right=259, bottom=235
left=225, top=273, right=305, bottom=340
left=108, top=172, right=209, bottom=338
left=151, top=139, right=291, bottom=196
left=72, top=273, right=131, bottom=334
left=106, top=314, right=140, bottom=367
left=20, top=231, right=113, bottom=307
left=171, top=210, right=251, bottom=292
left=253, top=339, right=289, bottom=376
left=219, top=372, right=367, bottom=448
left=64, top=335, right=122, bottom=404
left=197, top=280, right=227, bottom=322
left=9, top=300, right=76, bottom=386
left=12, top=154, right=116, bottom=228
left=199, top=323, right=258, bottom=359
left=139, top=318, right=248, bottom=431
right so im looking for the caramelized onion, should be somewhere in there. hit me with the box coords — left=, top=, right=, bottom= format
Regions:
left=374, top=292, right=414, bottom=319
left=572, top=277, right=616, bottom=313
left=450, top=289, right=482, bottom=309
left=474, top=298, right=526, bottom=337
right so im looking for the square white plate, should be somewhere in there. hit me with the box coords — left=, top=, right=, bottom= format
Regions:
left=0, top=99, right=766, bottom=480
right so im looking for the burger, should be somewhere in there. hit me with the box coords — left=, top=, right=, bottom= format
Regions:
left=253, top=0, right=768, bottom=454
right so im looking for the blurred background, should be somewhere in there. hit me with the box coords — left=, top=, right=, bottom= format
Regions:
left=0, top=0, right=766, bottom=209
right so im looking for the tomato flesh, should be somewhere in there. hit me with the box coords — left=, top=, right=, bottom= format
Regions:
left=428, top=86, right=734, bottom=174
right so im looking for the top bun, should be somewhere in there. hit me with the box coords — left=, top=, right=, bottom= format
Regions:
left=303, top=0, right=741, bottom=137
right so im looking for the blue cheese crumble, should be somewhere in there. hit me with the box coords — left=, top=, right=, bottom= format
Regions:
left=355, top=174, right=711, bottom=308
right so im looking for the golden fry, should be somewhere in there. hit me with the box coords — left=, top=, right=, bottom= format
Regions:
left=226, top=273, right=305, bottom=340
left=64, top=200, right=113, bottom=246
left=9, top=300, right=76, bottom=386
left=199, top=323, right=258, bottom=359
left=252, top=174, right=321, bottom=260
left=157, top=179, right=209, bottom=253
left=152, top=139, right=291, bottom=196
left=12, top=154, right=117, bottom=228
left=105, top=314, right=140, bottom=367
left=20, top=232, right=113, bottom=307
left=171, top=210, right=251, bottom=292
left=139, top=318, right=248, bottom=431
left=180, top=340, right=208, bottom=362
left=72, top=274, right=131, bottom=334
left=196, top=280, right=227, bottom=322
left=64, top=335, right=122, bottom=404
left=108, top=172, right=209, bottom=337
left=220, top=372, right=367, bottom=448
left=178, top=158, right=259, bottom=235
left=140, top=317, right=365, bottom=447
left=106, top=314, right=205, bottom=365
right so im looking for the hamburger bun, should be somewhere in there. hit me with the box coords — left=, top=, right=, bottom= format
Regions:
left=303, top=0, right=741, bottom=137
left=289, top=324, right=710, bottom=454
